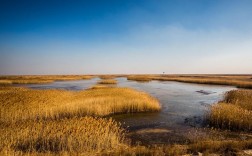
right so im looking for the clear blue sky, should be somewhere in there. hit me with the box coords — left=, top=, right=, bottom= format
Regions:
left=1, top=0, right=252, bottom=75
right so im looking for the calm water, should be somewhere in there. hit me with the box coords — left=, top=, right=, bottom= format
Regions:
left=18, top=78, right=100, bottom=90
left=115, top=78, right=236, bottom=131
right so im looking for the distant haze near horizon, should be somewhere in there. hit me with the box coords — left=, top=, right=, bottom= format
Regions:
left=1, top=0, right=252, bottom=75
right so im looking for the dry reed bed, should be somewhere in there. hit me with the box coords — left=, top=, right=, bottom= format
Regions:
left=153, top=77, right=252, bottom=89
left=208, top=103, right=252, bottom=131
left=127, top=75, right=152, bottom=82
left=98, top=79, right=117, bottom=84
left=0, top=87, right=160, bottom=123
left=0, top=117, right=126, bottom=155
left=0, top=75, right=94, bottom=84
left=223, top=90, right=252, bottom=110
left=0, top=86, right=160, bottom=155
left=99, top=75, right=116, bottom=79
left=208, top=90, right=252, bottom=131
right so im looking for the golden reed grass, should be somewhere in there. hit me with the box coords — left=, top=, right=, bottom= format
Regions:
left=223, top=89, right=252, bottom=110
left=0, top=86, right=160, bottom=155
left=0, top=87, right=160, bottom=123
left=127, top=75, right=152, bottom=82
left=0, top=117, right=126, bottom=155
left=98, top=79, right=117, bottom=84
left=208, top=103, right=252, bottom=131
left=208, top=90, right=252, bottom=131
left=153, top=77, right=252, bottom=89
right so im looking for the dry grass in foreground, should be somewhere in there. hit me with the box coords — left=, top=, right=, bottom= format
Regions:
left=98, top=79, right=117, bottom=84
left=208, top=89, right=252, bottom=131
left=0, top=87, right=160, bottom=123
left=0, top=86, right=160, bottom=155
left=0, top=117, right=126, bottom=155
left=0, top=75, right=94, bottom=84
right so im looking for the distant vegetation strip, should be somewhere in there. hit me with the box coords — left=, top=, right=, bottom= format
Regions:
left=127, top=75, right=252, bottom=89
left=2, top=74, right=252, bottom=88
left=127, top=76, right=152, bottom=82
left=99, top=75, right=116, bottom=79
left=0, top=75, right=94, bottom=84
left=208, top=89, right=252, bottom=131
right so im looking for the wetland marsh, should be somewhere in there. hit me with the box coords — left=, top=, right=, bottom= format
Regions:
left=16, top=77, right=236, bottom=143
left=1, top=75, right=251, bottom=155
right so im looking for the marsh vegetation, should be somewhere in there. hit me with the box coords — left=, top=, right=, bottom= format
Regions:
left=127, top=75, right=152, bottom=82
left=2, top=74, right=252, bottom=88
left=208, top=89, right=252, bottom=131
left=0, top=117, right=126, bottom=155
left=99, top=75, right=117, bottom=79
left=0, top=84, right=161, bottom=155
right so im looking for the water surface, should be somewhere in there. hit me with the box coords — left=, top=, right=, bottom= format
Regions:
left=18, top=78, right=99, bottom=90
left=115, top=78, right=236, bottom=129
